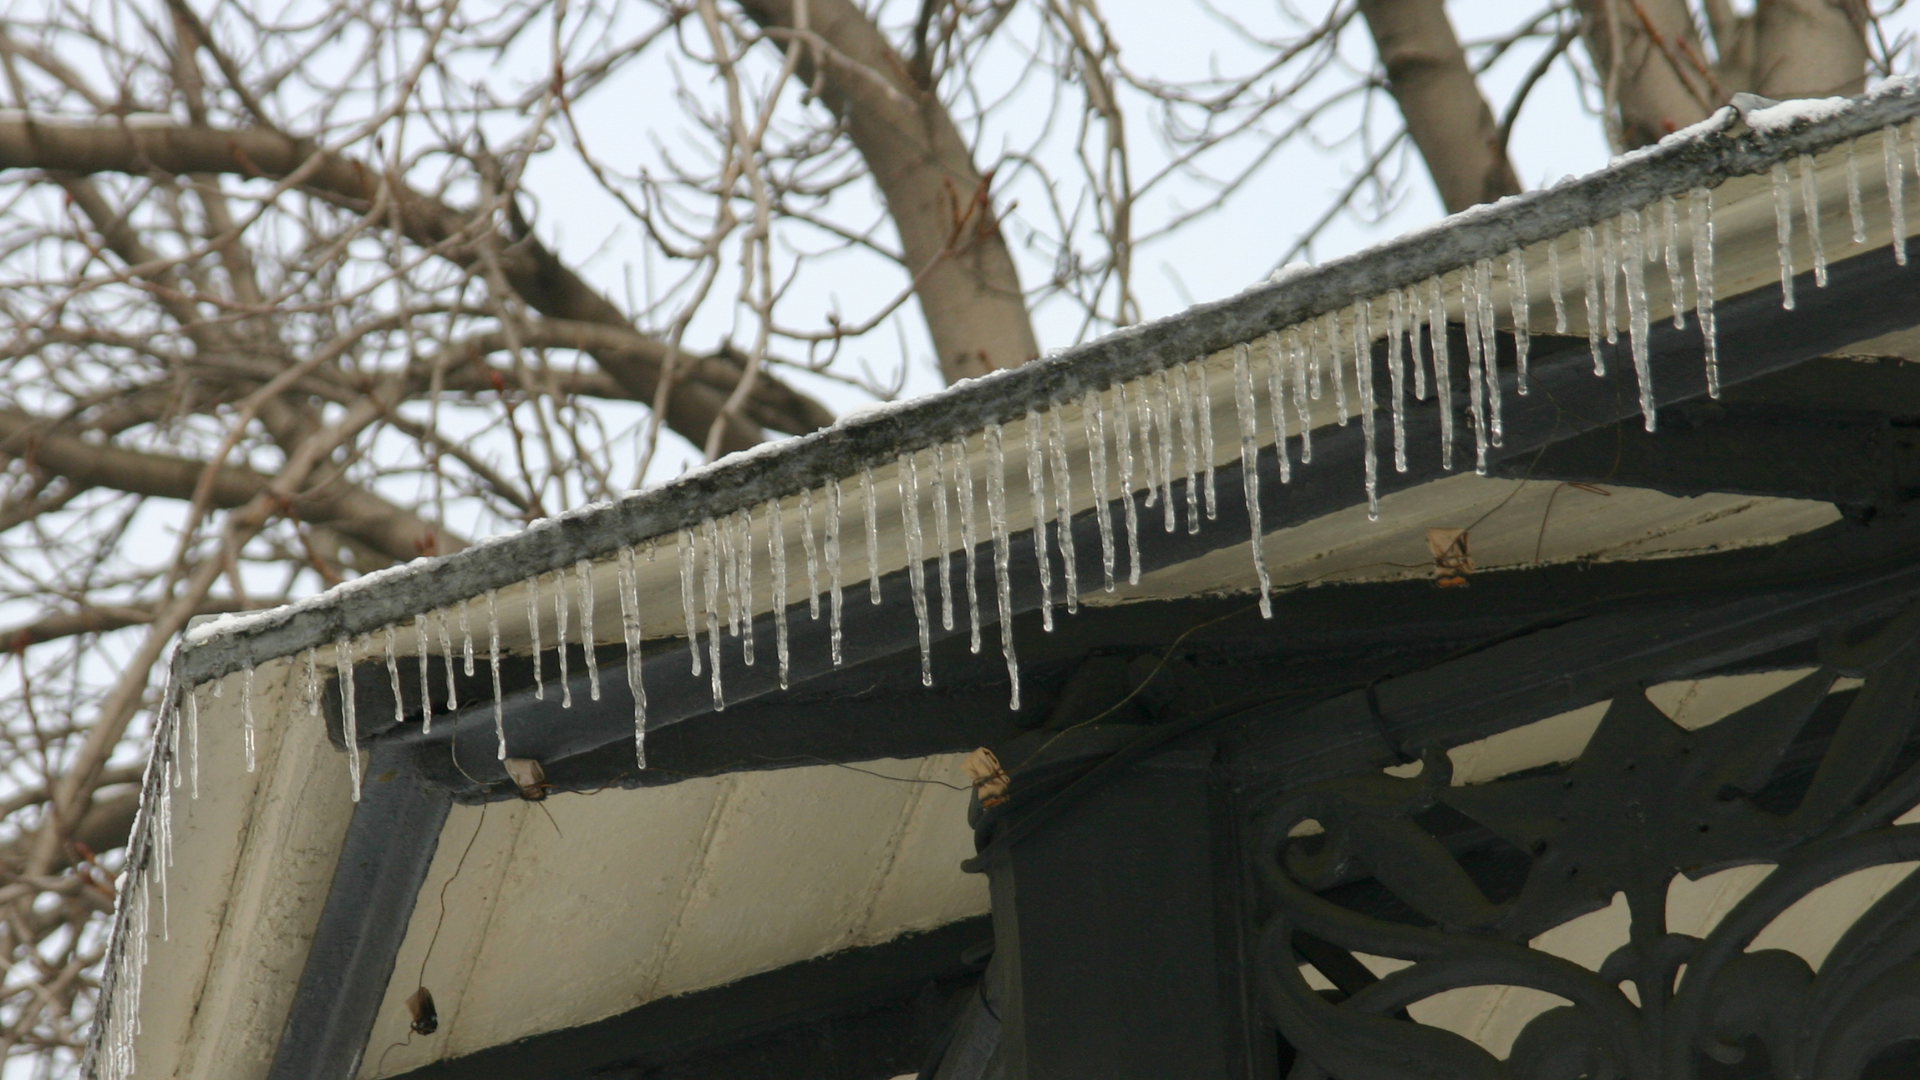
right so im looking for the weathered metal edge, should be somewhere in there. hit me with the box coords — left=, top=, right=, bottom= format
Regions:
left=173, top=80, right=1920, bottom=686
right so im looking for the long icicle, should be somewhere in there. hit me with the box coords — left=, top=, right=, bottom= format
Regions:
left=930, top=442, right=955, bottom=627
left=1234, top=342, right=1272, bottom=617
left=242, top=663, right=257, bottom=772
left=1798, top=154, right=1828, bottom=287
left=335, top=637, right=361, bottom=800
left=679, top=529, right=703, bottom=676
left=526, top=574, right=543, bottom=700
left=437, top=609, right=457, bottom=712
left=415, top=614, right=432, bottom=727
left=1111, top=385, right=1142, bottom=585
left=1194, top=359, right=1217, bottom=520
left=768, top=498, right=790, bottom=688
left=861, top=466, right=882, bottom=605
left=1151, top=371, right=1176, bottom=531
left=1772, top=161, right=1797, bottom=310
left=702, top=516, right=725, bottom=708
left=1600, top=217, right=1619, bottom=344
left=487, top=589, right=505, bottom=758
left=1691, top=187, right=1720, bottom=397
left=1171, top=362, right=1200, bottom=533
left=384, top=624, right=404, bottom=741
left=736, top=507, right=755, bottom=667
left=1025, top=407, right=1054, bottom=630
left=1405, top=286, right=1429, bottom=402
left=983, top=423, right=1020, bottom=709
left=618, top=544, right=648, bottom=766
left=900, top=451, right=932, bottom=685
left=826, top=480, right=845, bottom=665
left=1425, top=276, right=1455, bottom=471
left=1581, top=224, right=1606, bottom=374
left=460, top=597, right=475, bottom=676
left=1887, top=125, right=1909, bottom=267
left=1662, top=196, right=1688, bottom=329
left=578, top=559, right=599, bottom=700
left=1132, top=378, right=1159, bottom=512
left=719, top=510, right=739, bottom=638
left=1046, top=405, right=1079, bottom=613
left=1387, top=289, right=1407, bottom=473
left=1461, top=271, right=1489, bottom=474
left=555, top=570, right=572, bottom=709
left=1289, top=327, right=1313, bottom=464
left=307, top=645, right=320, bottom=717
left=1475, top=258, right=1503, bottom=448
left=1083, top=390, right=1116, bottom=592
left=1507, top=249, right=1529, bottom=395
left=1323, top=312, right=1350, bottom=423
left=1264, top=331, right=1292, bottom=484
left=1622, top=209, right=1656, bottom=431
left=800, top=487, right=822, bottom=619
left=954, top=438, right=983, bottom=651
left=1549, top=237, right=1568, bottom=334
left=1353, top=300, right=1379, bottom=519
left=1848, top=138, right=1867, bottom=244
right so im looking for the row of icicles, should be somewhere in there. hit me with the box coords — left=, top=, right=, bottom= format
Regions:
left=100, top=124, right=1918, bottom=1080
left=176, top=127, right=1919, bottom=807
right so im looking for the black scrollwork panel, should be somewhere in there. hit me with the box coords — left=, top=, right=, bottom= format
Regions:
left=1253, top=605, right=1920, bottom=1080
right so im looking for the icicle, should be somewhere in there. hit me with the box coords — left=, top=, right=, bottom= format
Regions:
left=1690, top=188, right=1720, bottom=397
left=1110, top=386, right=1142, bottom=585
left=983, top=424, right=1020, bottom=710
left=1289, top=330, right=1313, bottom=464
left=1600, top=217, right=1619, bottom=344
left=306, top=646, right=320, bottom=716
left=736, top=508, right=756, bottom=667
left=1580, top=225, right=1606, bottom=375
left=437, top=609, right=457, bottom=713
left=1848, top=139, right=1867, bottom=244
left=826, top=481, right=845, bottom=666
left=385, top=624, right=404, bottom=739
left=1798, top=154, right=1828, bottom=287
left=1025, top=407, right=1054, bottom=630
left=1507, top=250, right=1530, bottom=395
left=953, top=438, right=983, bottom=651
left=701, top=517, right=725, bottom=708
left=577, top=559, right=599, bottom=700
left=1083, top=391, right=1116, bottom=592
left=1772, top=161, right=1797, bottom=310
left=459, top=597, right=475, bottom=676
left=900, top=452, right=932, bottom=685
left=1045, top=406, right=1080, bottom=612
left=1306, top=318, right=1324, bottom=402
left=1353, top=300, right=1379, bottom=520
left=1132, top=378, right=1159, bottom=510
left=187, top=683, right=200, bottom=799
left=1387, top=290, right=1407, bottom=472
left=1660, top=197, right=1687, bottom=330
left=554, top=573, right=571, bottom=709
left=1267, top=328, right=1297, bottom=478
left=1151, top=371, right=1176, bottom=531
left=414, top=613, right=433, bottom=728
left=1172, top=364, right=1201, bottom=535
left=1323, top=312, right=1350, bottom=422
left=1193, top=360, right=1218, bottom=520
left=768, top=498, right=789, bottom=688
left=617, top=545, right=648, bottom=767
left=1425, top=276, right=1455, bottom=472
left=679, top=529, right=703, bottom=676
left=719, top=512, right=739, bottom=637
left=1549, top=238, right=1568, bottom=334
left=1263, top=332, right=1292, bottom=483
left=861, top=466, right=881, bottom=605
left=931, top=442, right=956, bottom=626
left=1887, top=125, right=1909, bottom=267
left=1476, top=259, right=1503, bottom=449
left=525, top=574, right=543, bottom=700
left=1234, top=342, right=1273, bottom=618
left=1404, top=287, right=1429, bottom=402
left=1460, top=272, right=1489, bottom=473
left=799, top=487, right=821, bottom=619
left=1622, top=209, right=1656, bottom=431
left=242, top=663, right=256, bottom=773
left=485, top=589, right=505, bottom=758
left=335, top=637, right=362, bottom=800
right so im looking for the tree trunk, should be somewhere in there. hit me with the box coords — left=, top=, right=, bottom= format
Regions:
left=733, top=0, right=1040, bottom=384
left=1749, top=0, right=1867, bottom=100
left=1359, top=0, right=1522, bottom=213
left=1577, top=0, right=1716, bottom=150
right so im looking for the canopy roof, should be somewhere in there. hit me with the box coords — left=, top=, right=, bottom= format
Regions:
left=88, top=82, right=1920, bottom=1080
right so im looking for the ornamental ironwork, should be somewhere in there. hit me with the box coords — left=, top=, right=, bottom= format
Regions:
left=1254, top=604, right=1920, bottom=1079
